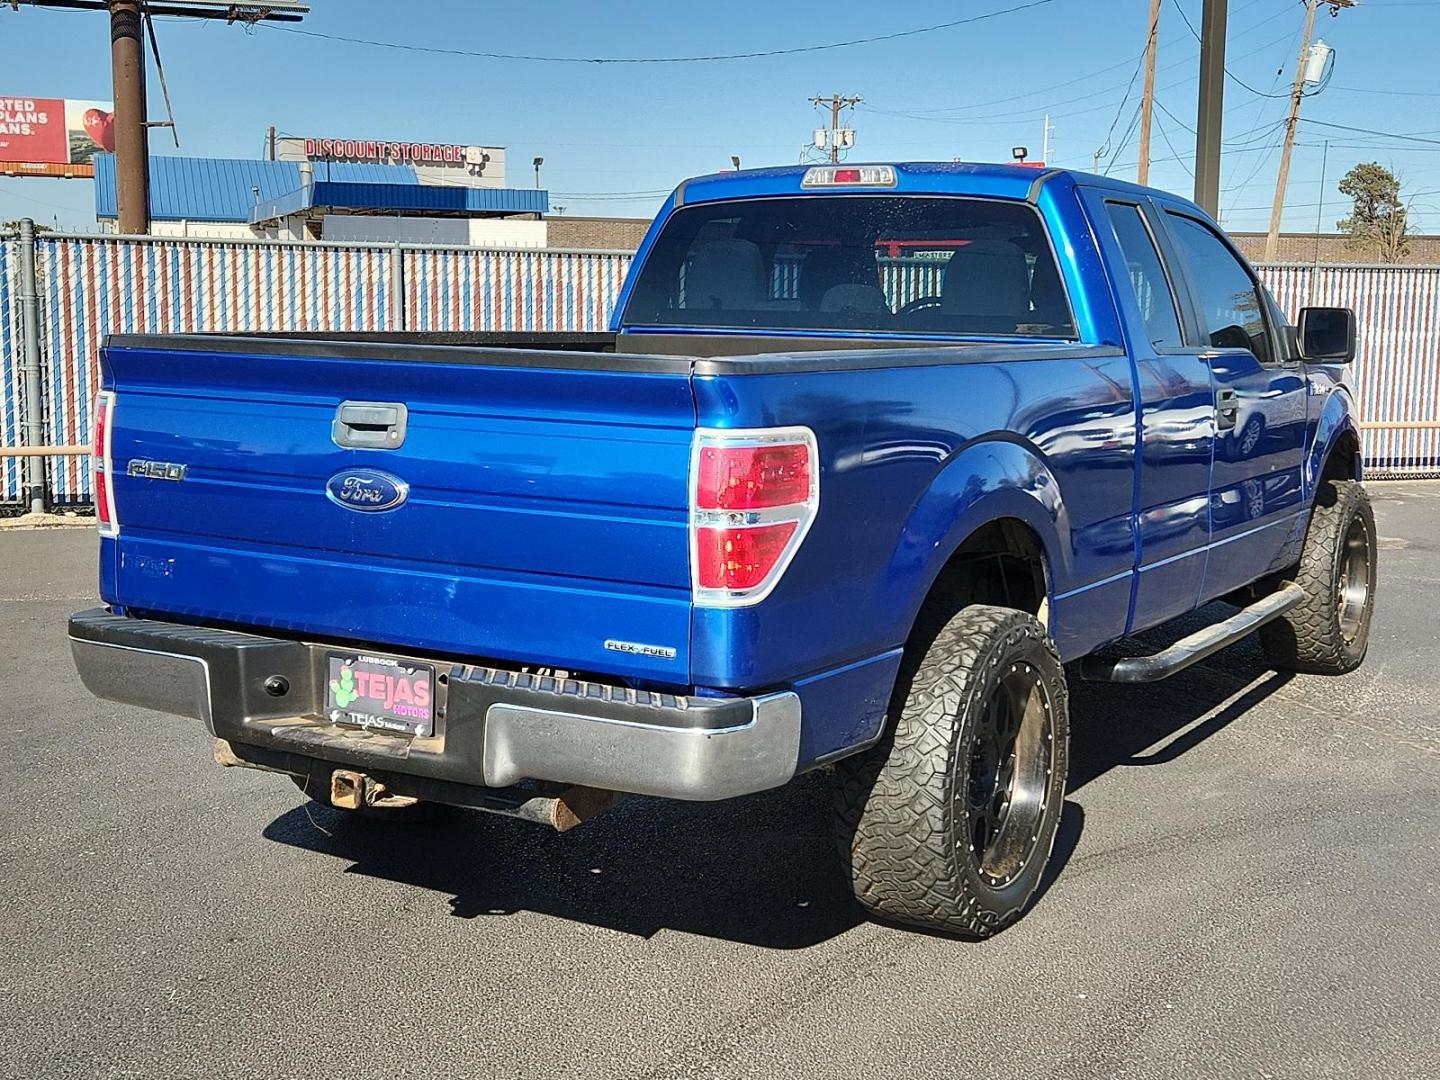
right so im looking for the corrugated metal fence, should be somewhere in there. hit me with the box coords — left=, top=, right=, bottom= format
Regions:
left=1, top=234, right=22, bottom=503
left=0, top=231, right=632, bottom=504
left=0, top=226, right=1435, bottom=506
left=1263, top=264, right=1440, bottom=473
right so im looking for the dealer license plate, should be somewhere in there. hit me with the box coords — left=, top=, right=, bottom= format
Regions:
left=323, top=652, right=436, bottom=738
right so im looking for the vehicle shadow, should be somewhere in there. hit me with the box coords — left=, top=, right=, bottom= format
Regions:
left=261, top=604, right=1292, bottom=949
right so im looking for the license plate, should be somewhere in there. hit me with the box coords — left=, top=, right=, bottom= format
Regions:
left=323, top=652, right=435, bottom=738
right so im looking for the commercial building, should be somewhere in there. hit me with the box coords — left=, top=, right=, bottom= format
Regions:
left=93, top=135, right=550, bottom=246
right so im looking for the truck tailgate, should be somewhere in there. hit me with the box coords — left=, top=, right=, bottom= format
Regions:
left=100, top=337, right=696, bottom=682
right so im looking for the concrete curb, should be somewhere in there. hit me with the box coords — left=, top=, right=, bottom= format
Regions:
left=0, top=513, right=93, bottom=530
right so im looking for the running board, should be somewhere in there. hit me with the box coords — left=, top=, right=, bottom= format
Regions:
left=1080, top=584, right=1306, bottom=684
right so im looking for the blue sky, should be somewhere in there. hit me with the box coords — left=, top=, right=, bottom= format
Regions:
left=3, top=0, right=1439, bottom=232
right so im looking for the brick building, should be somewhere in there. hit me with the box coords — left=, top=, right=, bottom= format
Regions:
left=545, top=216, right=651, bottom=251
left=542, top=220, right=1440, bottom=264
left=1230, top=231, right=1440, bottom=265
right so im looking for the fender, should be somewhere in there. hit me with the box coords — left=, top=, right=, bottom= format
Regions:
left=1304, top=382, right=1362, bottom=498
left=888, top=435, right=1069, bottom=642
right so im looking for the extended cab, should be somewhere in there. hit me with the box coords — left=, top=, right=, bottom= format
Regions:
left=70, top=163, right=1373, bottom=936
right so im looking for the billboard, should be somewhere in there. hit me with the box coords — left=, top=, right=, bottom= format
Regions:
left=0, top=97, right=115, bottom=177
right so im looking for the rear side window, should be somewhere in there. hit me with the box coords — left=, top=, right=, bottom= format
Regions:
left=1104, top=202, right=1183, bottom=350
left=622, top=196, right=1075, bottom=339
left=1164, top=212, right=1273, bottom=362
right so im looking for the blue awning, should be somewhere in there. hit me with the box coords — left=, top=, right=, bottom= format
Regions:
left=249, top=180, right=548, bottom=223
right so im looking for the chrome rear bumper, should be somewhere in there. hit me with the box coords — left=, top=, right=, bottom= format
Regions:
left=69, top=608, right=801, bottom=802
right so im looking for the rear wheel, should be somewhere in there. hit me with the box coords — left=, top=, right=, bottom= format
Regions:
left=832, top=605, right=1069, bottom=937
left=1262, top=478, right=1376, bottom=675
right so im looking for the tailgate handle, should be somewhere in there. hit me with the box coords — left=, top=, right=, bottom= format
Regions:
left=333, top=401, right=408, bottom=449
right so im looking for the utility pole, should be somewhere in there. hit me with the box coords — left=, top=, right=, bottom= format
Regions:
left=1042, top=114, right=1053, bottom=164
left=268, top=125, right=277, bottom=162
left=1136, top=0, right=1163, bottom=186
left=1193, top=0, right=1228, bottom=215
left=1265, top=0, right=1351, bottom=261
left=810, top=94, right=862, bottom=163
left=109, top=0, right=149, bottom=235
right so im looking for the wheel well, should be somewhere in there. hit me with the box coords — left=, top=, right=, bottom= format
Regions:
left=921, top=519, right=1049, bottom=624
left=1321, top=429, right=1362, bottom=484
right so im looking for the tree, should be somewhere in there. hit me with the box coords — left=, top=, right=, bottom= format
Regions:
left=1337, top=163, right=1412, bottom=263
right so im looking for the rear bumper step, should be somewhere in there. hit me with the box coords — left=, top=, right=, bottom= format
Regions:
left=68, top=609, right=801, bottom=802
left=1080, top=584, right=1306, bottom=683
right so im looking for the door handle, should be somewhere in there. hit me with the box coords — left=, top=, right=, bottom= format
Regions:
left=333, top=400, right=408, bottom=449
left=1215, top=388, right=1240, bottom=432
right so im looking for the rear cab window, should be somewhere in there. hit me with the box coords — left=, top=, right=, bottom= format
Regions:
left=622, top=196, right=1076, bottom=339
left=1103, top=201, right=1185, bottom=351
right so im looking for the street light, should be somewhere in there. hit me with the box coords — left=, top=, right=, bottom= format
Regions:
left=533, top=156, right=544, bottom=188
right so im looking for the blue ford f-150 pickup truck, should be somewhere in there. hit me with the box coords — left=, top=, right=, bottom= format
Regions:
left=70, top=162, right=1373, bottom=936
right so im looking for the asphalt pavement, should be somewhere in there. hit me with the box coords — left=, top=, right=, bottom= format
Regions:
left=1, top=483, right=1437, bottom=1080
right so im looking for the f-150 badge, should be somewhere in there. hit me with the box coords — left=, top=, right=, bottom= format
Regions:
left=326, top=469, right=409, bottom=512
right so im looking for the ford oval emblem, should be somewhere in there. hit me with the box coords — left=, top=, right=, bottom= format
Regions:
left=326, top=469, right=409, bottom=513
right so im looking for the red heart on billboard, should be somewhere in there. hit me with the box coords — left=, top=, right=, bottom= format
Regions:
left=83, top=108, right=116, bottom=152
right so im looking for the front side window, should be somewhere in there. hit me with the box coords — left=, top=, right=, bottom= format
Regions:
left=1164, top=212, right=1272, bottom=362
left=622, top=196, right=1075, bottom=339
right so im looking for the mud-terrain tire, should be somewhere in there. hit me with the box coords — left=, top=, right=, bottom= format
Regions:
left=1261, top=479, right=1376, bottom=675
left=290, top=771, right=444, bottom=823
left=832, top=605, right=1069, bottom=937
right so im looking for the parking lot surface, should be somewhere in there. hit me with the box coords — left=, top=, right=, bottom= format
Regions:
left=1, top=483, right=1437, bottom=1080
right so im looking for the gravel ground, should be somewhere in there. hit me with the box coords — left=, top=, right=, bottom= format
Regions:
left=1, top=482, right=1436, bottom=1080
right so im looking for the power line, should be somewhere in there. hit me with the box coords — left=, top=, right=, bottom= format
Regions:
left=1105, top=102, right=1147, bottom=176
left=866, top=1, right=1301, bottom=122
left=865, top=25, right=1300, bottom=128
left=1169, top=0, right=1291, bottom=99
left=1332, top=85, right=1440, bottom=98
left=259, top=0, right=1060, bottom=64
left=1299, top=119, right=1440, bottom=146
left=1096, top=37, right=1153, bottom=172
left=1154, top=97, right=1196, bottom=135
left=1153, top=106, right=1195, bottom=179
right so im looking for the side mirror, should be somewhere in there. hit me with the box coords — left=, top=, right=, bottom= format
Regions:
left=1297, top=306, right=1356, bottom=363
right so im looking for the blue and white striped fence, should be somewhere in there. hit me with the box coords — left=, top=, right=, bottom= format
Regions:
left=1, top=236, right=22, bottom=504
left=13, top=233, right=630, bottom=504
left=1262, top=264, right=1440, bottom=474
left=0, top=226, right=1437, bottom=507
left=401, top=248, right=631, bottom=332
left=32, top=235, right=401, bottom=501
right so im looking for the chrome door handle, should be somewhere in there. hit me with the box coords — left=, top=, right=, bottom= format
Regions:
left=333, top=400, right=408, bottom=449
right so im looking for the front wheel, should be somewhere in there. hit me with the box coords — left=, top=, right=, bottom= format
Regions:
left=1262, top=478, right=1376, bottom=675
left=831, top=605, right=1070, bottom=937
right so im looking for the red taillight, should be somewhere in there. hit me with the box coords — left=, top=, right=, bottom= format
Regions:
left=696, top=442, right=812, bottom=510
left=690, top=428, right=818, bottom=606
left=92, top=391, right=118, bottom=537
left=695, top=522, right=798, bottom=591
